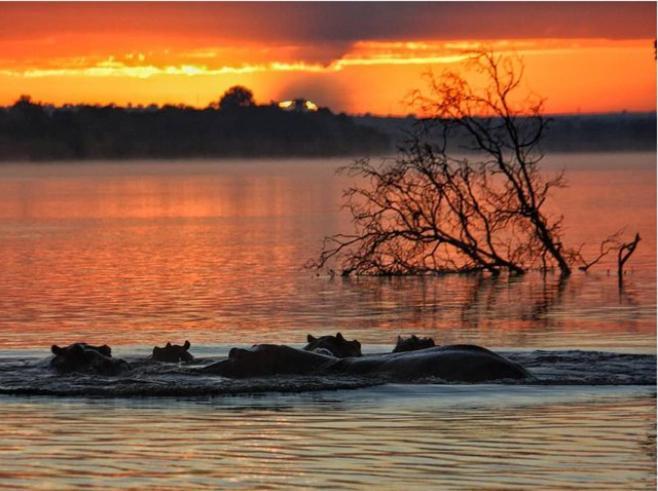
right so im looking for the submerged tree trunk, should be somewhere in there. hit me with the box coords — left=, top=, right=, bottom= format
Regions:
left=618, top=233, right=641, bottom=286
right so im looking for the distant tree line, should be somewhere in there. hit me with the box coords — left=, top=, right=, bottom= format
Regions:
left=356, top=112, right=657, bottom=153
left=1, top=84, right=654, bottom=161
left=0, top=87, right=390, bottom=161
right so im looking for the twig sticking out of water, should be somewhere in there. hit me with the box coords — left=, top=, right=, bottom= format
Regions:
left=617, top=233, right=640, bottom=286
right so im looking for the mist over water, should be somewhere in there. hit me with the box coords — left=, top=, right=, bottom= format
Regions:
left=0, top=153, right=655, bottom=489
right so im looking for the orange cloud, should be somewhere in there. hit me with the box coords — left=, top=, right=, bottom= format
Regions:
left=0, top=10, right=654, bottom=116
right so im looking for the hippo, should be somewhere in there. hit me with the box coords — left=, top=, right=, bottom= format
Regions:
left=202, top=343, right=531, bottom=383
left=50, top=343, right=129, bottom=375
left=393, top=335, right=436, bottom=353
left=327, top=345, right=530, bottom=382
left=204, top=344, right=337, bottom=378
left=303, top=332, right=362, bottom=358
left=152, top=340, right=194, bottom=363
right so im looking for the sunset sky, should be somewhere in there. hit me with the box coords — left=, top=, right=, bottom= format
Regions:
left=0, top=2, right=655, bottom=115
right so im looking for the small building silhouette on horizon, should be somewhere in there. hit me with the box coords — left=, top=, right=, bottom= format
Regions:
left=278, top=98, right=319, bottom=112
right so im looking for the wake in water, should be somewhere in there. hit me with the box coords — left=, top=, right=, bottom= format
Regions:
left=0, top=348, right=654, bottom=398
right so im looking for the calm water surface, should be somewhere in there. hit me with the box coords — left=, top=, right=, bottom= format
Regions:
left=0, top=153, right=655, bottom=489
left=0, top=153, right=655, bottom=349
left=0, top=387, right=655, bottom=490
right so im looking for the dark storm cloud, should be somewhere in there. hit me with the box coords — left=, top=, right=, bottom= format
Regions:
left=0, top=2, right=655, bottom=43
left=245, top=2, right=656, bottom=42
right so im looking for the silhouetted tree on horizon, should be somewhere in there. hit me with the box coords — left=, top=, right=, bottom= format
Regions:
left=216, top=85, right=255, bottom=111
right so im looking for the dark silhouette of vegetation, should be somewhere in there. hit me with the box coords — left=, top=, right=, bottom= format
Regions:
left=1, top=88, right=652, bottom=161
left=578, top=231, right=623, bottom=272
left=0, top=89, right=389, bottom=160
left=216, top=85, right=255, bottom=111
left=618, top=233, right=641, bottom=286
left=356, top=113, right=657, bottom=153
left=312, top=52, right=633, bottom=277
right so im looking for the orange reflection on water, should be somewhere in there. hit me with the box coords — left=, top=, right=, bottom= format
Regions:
left=0, top=392, right=654, bottom=489
left=0, top=156, right=654, bottom=350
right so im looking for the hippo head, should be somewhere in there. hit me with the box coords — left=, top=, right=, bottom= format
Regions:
left=393, top=335, right=436, bottom=353
left=50, top=343, right=125, bottom=375
left=51, top=343, right=87, bottom=372
left=304, top=332, right=362, bottom=358
left=53, top=343, right=111, bottom=357
left=152, top=340, right=194, bottom=363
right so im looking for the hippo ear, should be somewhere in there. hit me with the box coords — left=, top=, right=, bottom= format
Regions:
left=336, top=332, right=344, bottom=341
left=183, top=340, right=190, bottom=350
left=51, top=345, right=63, bottom=355
left=307, top=334, right=316, bottom=343
left=397, top=335, right=402, bottom=342
left=99, top=345, right=112, bottom=357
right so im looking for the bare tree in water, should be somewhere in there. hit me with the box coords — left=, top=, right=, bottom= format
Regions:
left=311, top=52, right=629, bottom=277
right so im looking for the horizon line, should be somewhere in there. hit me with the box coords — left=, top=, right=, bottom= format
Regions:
left=4, top=96, right=656, bottom=120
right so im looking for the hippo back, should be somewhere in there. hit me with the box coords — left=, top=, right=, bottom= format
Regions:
left=330, top=345, right=530, bottom=382
left=203, top=344, right=337, bottom=378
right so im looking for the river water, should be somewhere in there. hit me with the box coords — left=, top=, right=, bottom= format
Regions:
left=0, top=153, right=655, bottom=489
